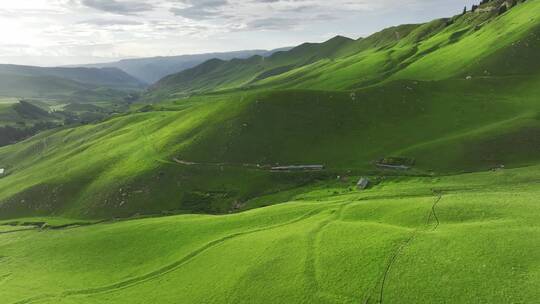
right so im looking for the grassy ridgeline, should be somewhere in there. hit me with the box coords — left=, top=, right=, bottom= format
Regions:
left=146, top=0, right=540, bottom=99
left=1, top=165, right=539, bottom=303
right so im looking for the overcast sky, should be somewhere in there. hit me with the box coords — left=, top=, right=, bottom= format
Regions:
left=0, top=0, right=477, bottom=66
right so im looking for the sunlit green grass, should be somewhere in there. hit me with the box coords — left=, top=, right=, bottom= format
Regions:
left=0, top=2, right=539, bottom=303
left=146, top=0, right=540, bottom=98
left=2, top=72, right=540, bottom=219
left=1, top=165, right=539, bottom=303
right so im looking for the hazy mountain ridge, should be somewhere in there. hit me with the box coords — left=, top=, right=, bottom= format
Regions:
left=76, top=48, right=293, bottom=84
left=0, top=64, right=145, bottom=103
left=0, top=64, right=144, bottom=89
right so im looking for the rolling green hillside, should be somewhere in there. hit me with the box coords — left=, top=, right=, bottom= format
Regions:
left=0, top=0, right=539, bottom=220
left=1, top=165, right=539, bottom=303
left=146, top=36, right=356, bottom=100
left=1, top=73, right=540, bottom=218
left=1, top=1, right=540, bottom=303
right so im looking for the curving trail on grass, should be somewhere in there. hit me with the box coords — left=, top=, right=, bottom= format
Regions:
left=303, top=203, right=350, bottom=302
left=430, top=190, right=443, bottom=231
left=375, top=190, right=444, bottom=304
left=0, top=228, right=36, bottom=235
left=11, top=208, right=325, bottom=304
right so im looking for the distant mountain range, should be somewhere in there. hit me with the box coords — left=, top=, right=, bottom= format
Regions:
left=0, top=64, right=144, bottom=101
left=74, top=48, right=292, bottom=84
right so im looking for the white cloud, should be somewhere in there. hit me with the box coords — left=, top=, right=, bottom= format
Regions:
left=0, top=0, right=478, bottom=66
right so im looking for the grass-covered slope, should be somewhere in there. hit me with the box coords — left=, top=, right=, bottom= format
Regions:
left=1, top=165, right=539, bottom=303
left=147, top=0, right=539, bottom=99
left=2, top=0, right=540, bottom=220
left=146, top=36, right=356, bottom=100
left=2, top=72, right=540, bottom=219
left=391, top=0, right=540, bottom=80
left=175, top=78, right=540, bottom=171
left=0, top=100, right=56, bottom=126
left=0, top=98, right=327, bottom=219
left=1, top=2, right=540, bottom=302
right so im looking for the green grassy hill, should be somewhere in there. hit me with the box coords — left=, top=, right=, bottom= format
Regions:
left=146, top=36, right=356, bottom=100
left=1, top=72, right=540, bottom=218
left=1, top=165, right=539, bottom=304
left=146, top=0, right=538, bottom=99
left=1, top=1, right=540, bottom=302
left=0, top=0, right=538, bottom=220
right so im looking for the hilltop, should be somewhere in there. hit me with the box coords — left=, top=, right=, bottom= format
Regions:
left=146, top=0, right=537, bottom=100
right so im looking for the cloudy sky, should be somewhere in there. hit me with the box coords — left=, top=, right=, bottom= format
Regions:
left=0, top=0, right=477, bottom=66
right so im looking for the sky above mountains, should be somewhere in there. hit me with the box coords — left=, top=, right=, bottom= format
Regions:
left=0, top=0, right=477, bottom=66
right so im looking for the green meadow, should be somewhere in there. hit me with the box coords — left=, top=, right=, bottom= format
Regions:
left=1, top=166, right=539, bottom=303
left=1, top=0, right=540, bottom=303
